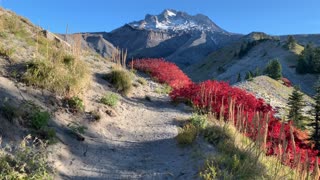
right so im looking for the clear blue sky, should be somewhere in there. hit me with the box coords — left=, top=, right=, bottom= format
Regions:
left=1, top=0, right=319, bottom=35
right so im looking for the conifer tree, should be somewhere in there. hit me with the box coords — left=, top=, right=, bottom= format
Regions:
left=264, top=59, right=282, bottom=80
left=245, top=71, right=253, bottom=81
left=287, top=86, right=304, bottom=127
left=309, top=80, right=320, bottom=150
left=237, top=73, right=241, bottom=82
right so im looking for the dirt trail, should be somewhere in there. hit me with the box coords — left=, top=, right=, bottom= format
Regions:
left=48, top=62, right=212, bottom=180
left=0, top=58, right=212, bottom=179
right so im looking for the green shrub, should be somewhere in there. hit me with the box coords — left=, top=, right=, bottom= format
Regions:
left=176, top=123, right=198, bottom=146
left=31, top=111, right=50, bottom=130
left=107, top=69, right=132, bottom=95
left=137, top=77, right=147, bottom=85
left=67, top=122, right=87, bottom=134
left=199, top=160, right=218, bottom=180
left=24, top=57, right=89, bottom=96
left=0, top=31, right=8, bottom=38
left=100, top=92, right=119, bottom=107
left=190, top=114, right=208, bottom=129
left=67, top=96, right=85, bottom=112
left=0, top=136, right=53, bottom=179
left=0, top=45, right=15, bottom=58
left=155, top=84, right=172, bottom=94
left=63, top=54, right=75, bottom=66
left=203, top=125, right=232, bottom=145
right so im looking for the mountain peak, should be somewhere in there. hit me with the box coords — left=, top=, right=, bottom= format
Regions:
left=129, top=9, right=227, bottom=33
left=162, top=9, right=177, bottom=17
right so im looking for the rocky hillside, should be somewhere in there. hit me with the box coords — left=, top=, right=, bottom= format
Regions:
left=186, top=32, right=318, bottom=95
left=234, top=76, right=314, bottom=118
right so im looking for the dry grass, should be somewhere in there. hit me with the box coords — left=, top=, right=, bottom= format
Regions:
left=23, top=53, right=90, bottom=96
left=105, top=67, right=133, bottom=95
left=200, top=118, right=301, bottom=180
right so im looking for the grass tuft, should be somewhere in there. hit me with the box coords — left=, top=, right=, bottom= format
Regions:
left=106, top=69, right=132, bottom=95
left=100, top=92, right=119, bottom=107
left=176, top=123, right=198, bottom=146
left=23, top=56, right=90, bottom=96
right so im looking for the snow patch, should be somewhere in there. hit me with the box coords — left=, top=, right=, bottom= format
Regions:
left=166, top=10, right=176, bottom=17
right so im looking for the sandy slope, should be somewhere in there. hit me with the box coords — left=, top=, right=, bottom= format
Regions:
left=43, top=60, right=213, bottom=179
left=0, top=53, right=213, bottom=179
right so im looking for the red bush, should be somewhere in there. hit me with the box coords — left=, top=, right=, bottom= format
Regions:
left=131, top=58, right=192, bottom=89
left=131, top=58, right=319, bottom=171
left=282, top=77, right=292, bottom=87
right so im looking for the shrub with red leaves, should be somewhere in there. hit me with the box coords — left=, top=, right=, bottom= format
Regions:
left=282, top=77, right=292, bottom=87
left=131, top=58, right=192, bottom=89
left=131, top=58, right=319, bottom=172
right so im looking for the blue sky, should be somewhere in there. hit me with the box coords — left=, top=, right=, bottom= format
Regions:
left=1, top=0, right=319, bottom=35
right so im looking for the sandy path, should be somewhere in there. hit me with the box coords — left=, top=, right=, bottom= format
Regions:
left=49, top=70, right=209, bottom=180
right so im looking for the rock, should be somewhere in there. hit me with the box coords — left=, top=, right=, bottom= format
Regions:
left=106, top=109, right=117, bottom=117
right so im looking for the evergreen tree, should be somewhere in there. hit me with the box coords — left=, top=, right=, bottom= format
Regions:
left=287, top=86, right=304, bottom=128
left=237, top=73, right=241, bottom=82
left=245, top=71, right=253, bottom=81
left=286, top=35, right=297, bottom=50
left=309, top=80, right=320, bottom=151
left=264, top=59, right=282, bottom=80
left=253, top=67, right=261, bottom=77
left=296, top=57, right=308, bottom=74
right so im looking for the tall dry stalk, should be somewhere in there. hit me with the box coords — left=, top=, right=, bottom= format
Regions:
left=312, top=157, right=320, bottom=179
left=111, top=47, right=128, bottom=69
left=219, top=97, right=225, bottom=121
left=72, top=34, right=82, bottom=60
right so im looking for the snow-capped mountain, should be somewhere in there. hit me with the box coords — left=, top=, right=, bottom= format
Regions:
left=80, top=9, right=242, bottom=68
left=129, top=9, right=227, bottom=33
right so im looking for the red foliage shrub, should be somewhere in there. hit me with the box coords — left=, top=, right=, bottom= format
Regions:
left=131, top=58, right=319, bottom=171
left=131, top=58, right=192, bottom=89
left=282, top=77, right=292, bottom=87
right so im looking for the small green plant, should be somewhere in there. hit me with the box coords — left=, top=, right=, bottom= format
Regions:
left=0, top=45, right=15, bottom=58
left=67, top=96, right=85, bottom=112
left=190, top=114, right=208, bottom=129
left=67, top=122, right=87, bottom=134
left=137, top=77, right=147, bottom=85
left=100, top=92, right=119, bottom=107
left=203, top=125, right=232, bottom=145
left=31, top=111, right=50, bottom=130
left=0, top=136, right=53, bottom=179
left=63, top=54, right=75, bottom=66
left=0, top=31, right=8, bottom=38
left=176, top=123, right=198, bottom=146
left=199, top=160, right=218, bottom=180
left=155, top=84, right=172, bottom=94
left=106, top=69, right=132, bottom=95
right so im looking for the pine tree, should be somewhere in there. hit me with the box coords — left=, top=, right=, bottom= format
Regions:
left=287, top=86, right=304, bottom=128
left=237, top=73, right=241, bottom=82
left=264, top=59, right=282, bottom=80
left=286, top=35, right=297, bottom=50
left=245, top=71, right=253, bottom=81
left=309, top=80, right=320, bottom=150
